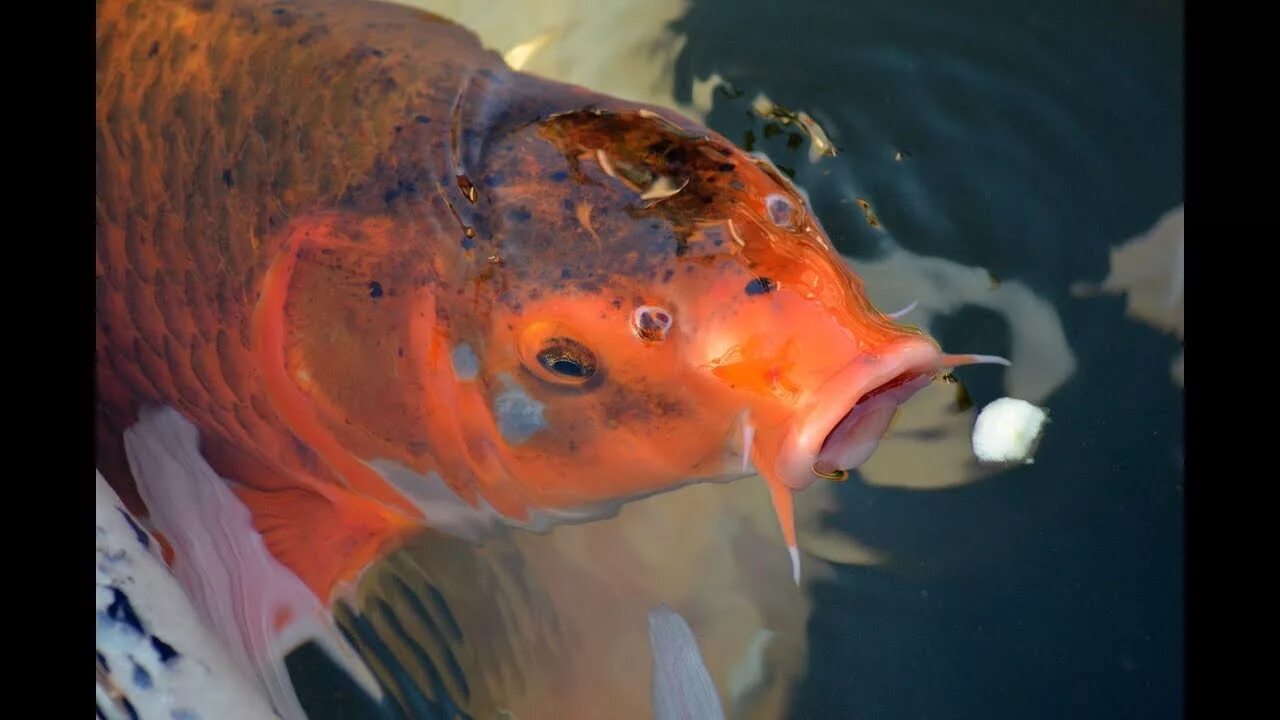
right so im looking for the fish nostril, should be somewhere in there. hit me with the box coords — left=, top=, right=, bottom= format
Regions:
left=632, top=305, right=674, bottom=342
left=765, top=193, right=796, bottom=228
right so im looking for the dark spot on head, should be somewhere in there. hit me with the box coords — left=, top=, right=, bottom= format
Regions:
left=718, top=163, right=735, bottom=172
left=482, top=172, right=505, bottom=187
left=415, top=114, right=431, bottom=124
left=662, top=269, right=674, bottom=283
left=221, top=169, right=233, bottom=187
left=106, top=587, right=144, bottom=634
left=132, top=662, right=153, bottom=689
left=384, top=188, right=400, bottom=205
left=147, top=41, right=159, bottom=58
left=368, top=281, right=384, bottom=298
left=745, top=277, right=777, bottom=296
left=116, top=509, right=150, bottom=548
left=297, top=26, right=332, bottom=46
left=549, top=170, right=569, bottom=183
left=562, top=198, right=574, bottom=212
left=507, top=207, right=532, bottom=223
left=150, top=635, right=179, bottom=663
left=394, top=125, right=403, bottom=134
left=270, top=7, right=297, bottom=26
left=648, top=139, right=672, bottom=155
left=461, top=237, right=475, bottom=250
left=397, top=347, right=404, bottom=357
left=561, top=268, right=572, bottom=279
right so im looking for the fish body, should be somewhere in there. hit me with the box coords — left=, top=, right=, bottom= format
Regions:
left=97, top=0, right=997, bottom=637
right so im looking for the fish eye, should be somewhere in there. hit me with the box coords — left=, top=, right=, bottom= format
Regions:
left=764, top=193, right=797, bottom=229
left=518, top=321, right=601, bottom=386
left=531, top=336, right=598, bottom=385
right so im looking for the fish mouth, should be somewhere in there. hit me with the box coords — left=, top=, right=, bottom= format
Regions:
left=773, top=339, right=943, bottom=491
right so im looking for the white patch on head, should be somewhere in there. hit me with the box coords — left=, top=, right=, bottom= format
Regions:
left=492, top=372, right=547, bottom=443
left=451, top=343, right=480, bottom=381
left=122, top=406, right=381, bottom=720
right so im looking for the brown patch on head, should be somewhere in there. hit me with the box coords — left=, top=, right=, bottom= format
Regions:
left=452, top=103, right=831, bottom=326
left=537, top=108, right=791, bottom=245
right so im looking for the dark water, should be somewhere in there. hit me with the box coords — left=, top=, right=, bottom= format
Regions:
left=288, top=1, right=1183, bottom=718
left=672, top=0, right=1183, bottom=718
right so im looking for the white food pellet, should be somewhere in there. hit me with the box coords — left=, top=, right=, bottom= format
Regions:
left=972, top=397, right=1049, bottom=464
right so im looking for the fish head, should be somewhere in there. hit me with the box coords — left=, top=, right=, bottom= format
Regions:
left=427, top=104, right=1005, bottom=527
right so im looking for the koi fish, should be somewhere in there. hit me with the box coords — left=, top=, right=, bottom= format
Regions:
left=96, top=0, right=1006, bottom=709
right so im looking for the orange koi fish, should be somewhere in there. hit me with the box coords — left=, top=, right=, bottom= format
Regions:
left=96, top=0, right=1004, bottom=705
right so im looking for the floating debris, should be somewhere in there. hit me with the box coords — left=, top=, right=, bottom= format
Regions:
left=747, top=94, right=838, bottom=162
left=855, top=197, right=881, bottom=228
left=971, top=398, right=1049, bottom=465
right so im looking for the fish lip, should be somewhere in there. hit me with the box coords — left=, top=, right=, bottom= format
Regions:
left=774, top=338, right=943, bottom=490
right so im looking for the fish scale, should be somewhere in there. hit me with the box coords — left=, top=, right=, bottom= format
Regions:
left=98, top=0, right=485, bottom=496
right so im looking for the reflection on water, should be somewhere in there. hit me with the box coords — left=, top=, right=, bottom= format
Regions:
left=1072, top=206, right=1184, bottom=387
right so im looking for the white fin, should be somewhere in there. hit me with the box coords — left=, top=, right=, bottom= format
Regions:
left=123, top=406, right=383, bottom=720
left=648, top=605, right=727, bottom=720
